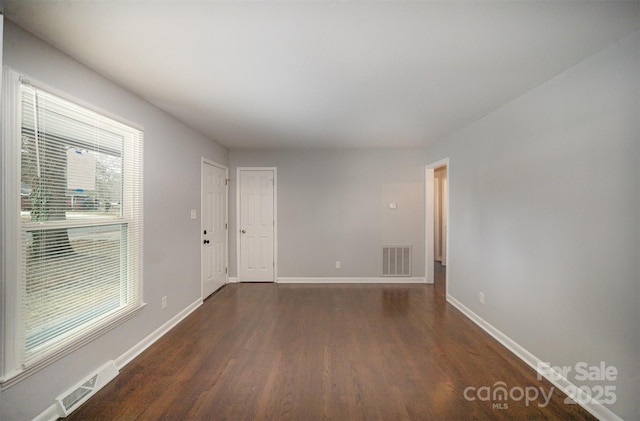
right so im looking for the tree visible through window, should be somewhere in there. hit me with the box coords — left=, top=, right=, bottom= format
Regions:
left=15, top=81, right=143, bottom=367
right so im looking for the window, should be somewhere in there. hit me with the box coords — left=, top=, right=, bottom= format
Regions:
left=1, top=70, right=144, bottom=383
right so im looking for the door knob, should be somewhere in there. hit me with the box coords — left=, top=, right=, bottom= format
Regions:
left=241, top=229, right=246, bottom=234
left=203, top=240, right=210, bottom=244
left=203, top=230, right=207, bottom=235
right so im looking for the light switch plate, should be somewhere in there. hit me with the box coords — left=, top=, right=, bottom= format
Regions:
left=389, top=203, right=397, bottom=209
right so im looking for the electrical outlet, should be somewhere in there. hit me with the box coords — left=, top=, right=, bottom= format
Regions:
left=479, top=292, right=485, bottom=305
left=190, top=209, right=197, bottom=220
left=162, top=296, right=167, bottom=309
left=335, top=261, right=341, bottom=270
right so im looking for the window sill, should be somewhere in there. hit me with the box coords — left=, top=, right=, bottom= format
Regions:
left=0, top=303, right=146, bottom=390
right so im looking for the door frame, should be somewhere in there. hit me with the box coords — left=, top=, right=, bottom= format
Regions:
left=201, top=158, right=229, bottom=299
left=434, top=172, right=442, bottom=262
left=425, top=158, right=450, bottom=290
left=236, top=167, right=278, bottom=283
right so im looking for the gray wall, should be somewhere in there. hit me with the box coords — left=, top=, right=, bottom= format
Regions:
left=425, top=30, right=639, bottom=419
left=1, top=21, right=228, bottom=420
left=229, top=149, right=425, bottom=278
left=3, top=13, right=637, bottom=421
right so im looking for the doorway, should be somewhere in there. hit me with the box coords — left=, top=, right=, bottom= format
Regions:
left=201, top=159, right=228, bottom=298
left=425, top=159, right=449, bottom=294
left=434, top=166, right=447, bottom=267
left=237, top=168, right=277, bottom=282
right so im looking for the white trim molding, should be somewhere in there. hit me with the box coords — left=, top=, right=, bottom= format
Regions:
left=115, top=298, right=201, bottom=369
left=228, top=277, right=238, bottom=283
left=278, top=277, right=427, bottom=284
left=2, top=68, right=145, bottom=387
left=1, top=67, right=23, bottom=381
left=425, top=157, right=450, bottom=286
left=33, top=298, right=202, bottom=421
left=32, top=404, right=60, bottom=421
left=446, top=294, right=623, bottom=421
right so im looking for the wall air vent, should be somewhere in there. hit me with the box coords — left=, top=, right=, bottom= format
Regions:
left=382, top=246, right=412, bottom=277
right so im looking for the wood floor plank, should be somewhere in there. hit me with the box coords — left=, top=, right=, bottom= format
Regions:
left=68, top=269, right=596, bottom=420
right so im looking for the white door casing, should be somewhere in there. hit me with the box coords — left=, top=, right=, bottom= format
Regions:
left=425, top=158, right=450, bottom=286
left=238, top=168, right=276, bottom=282
left=202, top=160, right=228, bottom=298
left=442, top=178, right=448, bottom=267
left=434, top=176, right=442, bottom=262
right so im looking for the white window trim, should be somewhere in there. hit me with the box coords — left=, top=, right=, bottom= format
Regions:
left=0, top=67, right=146, bottom=389
left=1, top=67, right=23, bottom=387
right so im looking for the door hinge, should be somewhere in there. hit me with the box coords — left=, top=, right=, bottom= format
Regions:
left=225, top=223, right=228, bottom=229
left=225, top=267, right=228, bottom=274
left=225, top=179, right=229, bottom=186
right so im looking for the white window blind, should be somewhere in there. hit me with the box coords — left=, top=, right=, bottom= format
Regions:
left=18, top=82, right=143, bottom=367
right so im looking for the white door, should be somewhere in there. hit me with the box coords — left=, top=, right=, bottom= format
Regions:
left=238, top=169, right=275, bottom=282
left=202, top=161, right=227, bottom=298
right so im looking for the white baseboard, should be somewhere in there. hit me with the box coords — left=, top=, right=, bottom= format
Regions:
left=33, top=299, right=203, bottom=421
left=228, top=277, right=238, bottom=283
left=32, top=404, right=60, bottom=421
left=114, top=298, right=202, bottom=369
left=446, top=294, right=622, bottom=421
left=33, top=290, right=619, bottom=421
left=278, top=277, right=426, bottom=284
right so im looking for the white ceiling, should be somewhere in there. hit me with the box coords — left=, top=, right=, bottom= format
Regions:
left=3, top=1, right=639, bottom=149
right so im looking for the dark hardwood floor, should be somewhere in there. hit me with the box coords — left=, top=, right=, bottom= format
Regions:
left=68, top=265, right=595, bottom=420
